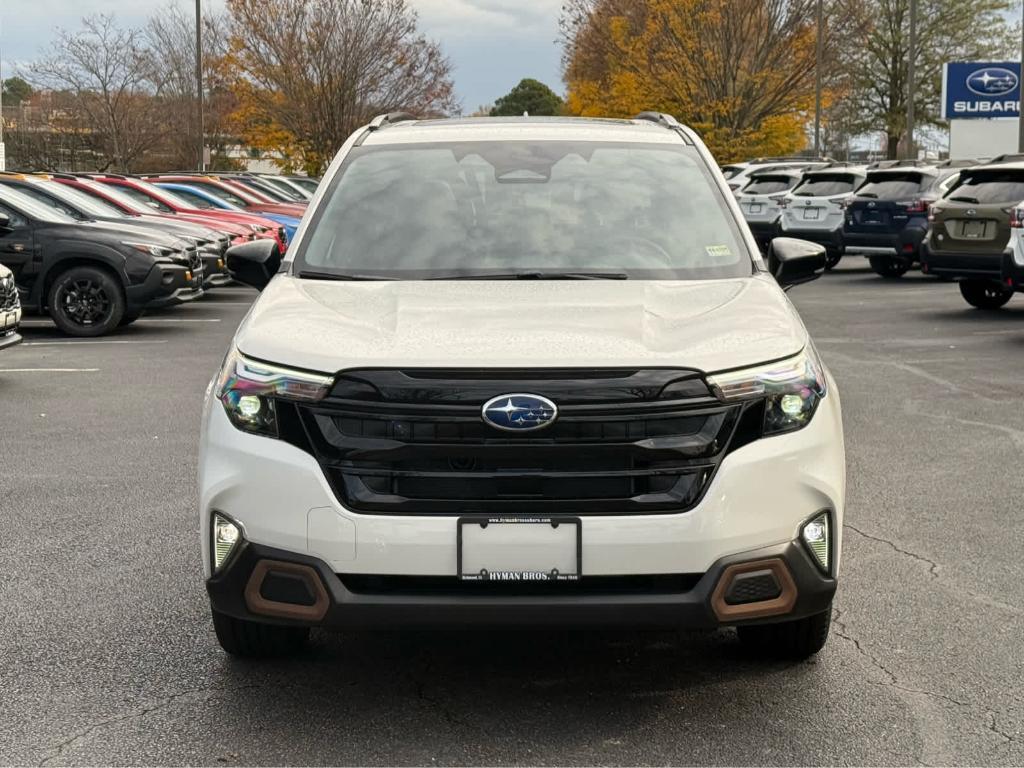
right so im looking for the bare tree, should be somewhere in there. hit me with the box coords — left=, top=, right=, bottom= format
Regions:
left=147, top=2, right=239, bottom=170
left=224, top=0, right=458, bottom=174
left=25, top=14, right=166, bottom=172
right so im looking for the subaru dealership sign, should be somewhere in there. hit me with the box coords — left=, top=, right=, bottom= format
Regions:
left=943, top=62, right=1021, bottom=119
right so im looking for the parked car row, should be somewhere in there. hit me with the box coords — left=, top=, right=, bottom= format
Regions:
left=732, top=156, right=1024, bottom=309
left=0, top=172, right=319, bottom=338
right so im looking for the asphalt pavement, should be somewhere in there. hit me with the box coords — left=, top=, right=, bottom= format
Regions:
left=0, top=264, right=1022, bottom=766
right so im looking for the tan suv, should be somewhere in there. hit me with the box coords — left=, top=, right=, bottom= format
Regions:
left=922, top=163, right=1023, bottom=309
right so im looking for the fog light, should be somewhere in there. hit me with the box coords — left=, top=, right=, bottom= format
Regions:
left=237, top=395, right=262, bottom=418
left=213, top=513, right=241, bottom=571
left=801, top=513, right=830, bottom=574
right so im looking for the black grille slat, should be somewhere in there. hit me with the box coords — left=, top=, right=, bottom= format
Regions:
left=289, top=368, right=747, bottom=516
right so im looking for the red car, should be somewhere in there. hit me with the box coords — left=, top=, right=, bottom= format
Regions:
left=143, top=175, right=305, bottom=218
left=82, top=175, right=289, bottom=252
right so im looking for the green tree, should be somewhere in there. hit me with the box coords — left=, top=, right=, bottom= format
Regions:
left=2, top=76, right=33, bottom=105
left=840, top=0, right=1016, bottom=158
left=491, top=78, right=564, bottom=116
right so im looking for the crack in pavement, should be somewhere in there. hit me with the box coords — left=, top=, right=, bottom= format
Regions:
left=33, top=684, right=268, bottom=767
left=844, top=523, right=940, bottom=579
left=832, top=610, right=1022, bottom=758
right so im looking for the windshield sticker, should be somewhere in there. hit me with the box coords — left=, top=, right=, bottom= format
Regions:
left=705, top=245, right=733, bottom=259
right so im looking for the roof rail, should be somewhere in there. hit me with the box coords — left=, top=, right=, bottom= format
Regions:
left=367, top=111, right=418, bottom=130
left=936, top=158, right=978, bottom=168
left=634, top=111, right=681, bottom=129
left=750, top=155, right=832, bottom=164
left=988, top=153, right=1024, bottom=164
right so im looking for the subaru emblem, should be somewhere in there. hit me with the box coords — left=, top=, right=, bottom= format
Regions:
left=967, top=209, right=977, bottom=216
left=481, top=394, right=558, bottom=432
left=966, top=67, right=1019, bottom=97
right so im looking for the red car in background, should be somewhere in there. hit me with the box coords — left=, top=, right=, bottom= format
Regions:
left=81, top=175, right=289, bottom=252
left=143, top=175, right=306, bottom=218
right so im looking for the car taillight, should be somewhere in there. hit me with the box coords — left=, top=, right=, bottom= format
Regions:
left=777, top=197, right=790, bottom=209
left=928, top=205, right=942, bottom=222
left=898, top=199, right=928, bottom=213
left=1011, top=208, right=1024, bottom=229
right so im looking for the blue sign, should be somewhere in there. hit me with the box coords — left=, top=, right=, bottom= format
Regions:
left=943, top=62, right=1021, bottom=119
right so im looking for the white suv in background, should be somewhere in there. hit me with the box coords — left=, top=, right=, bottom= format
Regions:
left=736, top=169, right=808, bottom=252
left=779, top=164, right=868, bottom=268
left=722, top=158, right=828, bottom=195
left=200, top=113, right=846, bottom=662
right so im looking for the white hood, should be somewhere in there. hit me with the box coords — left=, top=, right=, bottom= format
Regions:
left=234, top=275, right=808, bottom=374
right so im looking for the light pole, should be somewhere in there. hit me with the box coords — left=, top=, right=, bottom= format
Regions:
left=1019, top=0, right=1024, bottom=152
left=905, top=0, right=917, bottom=160
left=195, top=0, right=205, bottom=171
left=814, top=0, right=823, bottom=156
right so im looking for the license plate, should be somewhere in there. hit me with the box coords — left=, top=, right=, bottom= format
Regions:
left=803, top=207, right=821, bottom=220
left=458, top=517, right=581, bottom=581
left=962, top=220, right=985, bottom=239
left=748, top=203, right=763, bottom=214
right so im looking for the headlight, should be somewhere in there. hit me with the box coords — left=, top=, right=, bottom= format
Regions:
left=707, top=347, right=826, bottom=435
left=121, top=240, right=173, bottom=258
left=216, top=348, right=333, bottom=436
left=249, top=224, right=267, bottom=234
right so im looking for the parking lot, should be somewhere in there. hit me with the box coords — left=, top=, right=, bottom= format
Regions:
left=0, top=264, right=1022, bottom=766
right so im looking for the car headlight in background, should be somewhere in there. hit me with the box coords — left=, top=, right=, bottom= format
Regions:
left=216, top=348, right=333, bottom=436
left=121, top=240, right=175, bottom=259
left=707, top=347, right=826, bottom=435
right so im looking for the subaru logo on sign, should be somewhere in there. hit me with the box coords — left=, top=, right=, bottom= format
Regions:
left=967, top=67, right=1019, bottom=96
left=482, top=394, right=557, bottom=432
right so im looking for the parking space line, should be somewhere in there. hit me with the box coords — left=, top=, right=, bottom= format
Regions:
left=0, top=368, right=99, bottom=373
left=22, top=340, right=170, bottom=346
left=136, top=318, right=222, bottom=323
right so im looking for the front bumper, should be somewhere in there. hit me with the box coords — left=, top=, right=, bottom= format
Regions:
left=126, top=264, right=204, bottom=310
left=920, top=244, right=1004, bottom=280
left=199, top=370, right=845, bottom=628
left=1, top=305, right=22, bottom=350
left=200, top=253, right=232, bottom=288
left=0, top=329, right=22, bottom=351
left=207, top=536, right=836, bottom=629
left=1001, top=249, right=1024, bottom=291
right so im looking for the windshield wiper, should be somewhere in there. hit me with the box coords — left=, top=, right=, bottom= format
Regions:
left=428, top=271, right=629, bottom=281
left=948, top=196, right=980, bottom=204
left=297, top=270, right=399, bottom=281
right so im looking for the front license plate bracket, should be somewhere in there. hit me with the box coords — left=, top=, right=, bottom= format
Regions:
left=457, top=516, right=582, bottom=582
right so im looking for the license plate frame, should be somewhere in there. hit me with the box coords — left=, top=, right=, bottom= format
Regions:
left=803, top=207, right=821, bottom=220
left=748, top=203, right=764, bottom=214
left=961, top=219, right=985, bottom=239
left=457, top=516, right=582, bottom=582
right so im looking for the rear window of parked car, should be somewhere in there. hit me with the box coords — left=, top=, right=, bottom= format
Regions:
left=856, top=172, right=933, bottom=200
left=792, top=174, right=860, bottom=197
left=946, top=171, right=1024, bottom=205
left=742, top=175, right=795, bottom=195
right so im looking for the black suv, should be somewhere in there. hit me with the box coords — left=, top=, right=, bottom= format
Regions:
left=0, top=185, right=203, bottom=336
left=843, top=163, right=965, bottom=278
left=0, top=174, right=232, bottom=288
left=0, top=262, right=22, bottom=351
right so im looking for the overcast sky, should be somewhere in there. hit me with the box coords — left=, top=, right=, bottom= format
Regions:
left=0, top=0, right=564, bottom=111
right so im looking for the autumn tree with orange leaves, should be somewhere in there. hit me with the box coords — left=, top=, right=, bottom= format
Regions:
left=223, top=0, right=457, bottom=175
left=561, top=0, right=854, bottom=162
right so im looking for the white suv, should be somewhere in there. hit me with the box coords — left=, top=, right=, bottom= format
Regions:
left=201, top=113, right=846, bottom=660
left=779, top=165, right=868, bottom=268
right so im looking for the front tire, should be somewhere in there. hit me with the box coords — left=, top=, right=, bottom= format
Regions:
left=869, top=255, right=910, bottom=278
left=736, top=605, right=831, bottom=660
left=47, top=265, right=125, bottom=337
left=211, top=610, right=309, bottom=658
left=959, top=279, right=1013, bottom=310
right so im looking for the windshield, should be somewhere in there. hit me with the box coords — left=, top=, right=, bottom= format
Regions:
left=39, top=181, right=125, bottom=217
left=793, top=174, right=860, bottom=197
left=296, top=141, right=752, bottom=280
left=855, top=173, right=932, bottom=200
left=742, top=175, right=796, bottom=195
left=187, top=181, right=253, bottom=208
left=721, top=165, right=745, bottom=180
left=946, top=171, right=1024, bottom=204
left=76, top=180, right=151, bottom=214
left=0, top=186, right=77, bottom=223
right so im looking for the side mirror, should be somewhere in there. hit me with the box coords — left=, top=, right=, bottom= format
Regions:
left=225, top=238, right=282, bottom=291
left=768, top=237, right=827, bottom=290
left=0, top=212, right=10, bottom=231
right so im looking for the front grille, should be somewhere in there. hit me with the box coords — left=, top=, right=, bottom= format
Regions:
left=282, top=369, right=763, bottom=516
left=186, top=247, right=202, bottom=272
left=0, top=277, right=18, bottom=312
